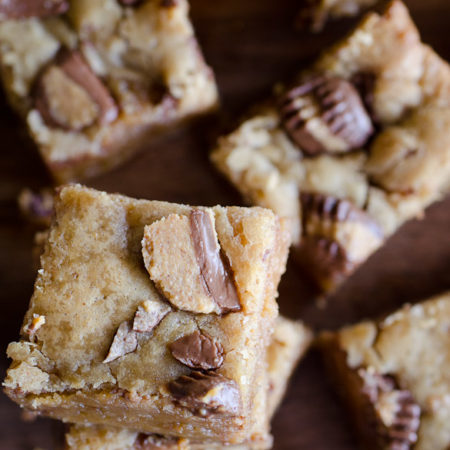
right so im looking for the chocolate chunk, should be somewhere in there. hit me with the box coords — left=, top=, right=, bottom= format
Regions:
left=18, top=188, right=54, bottom=228
left=133, top=300, right=171, bottom=334
left=134, top=433, right=180, bottom=450
left=359, top=369, right=420, bottom=450
left=103, top=321, right=138, bottom=363
left=278, top=74, right=374, bottom=155
left=0, top=0, right=69, bottom=20
left=189, top=210, right=241, bottom=314
left=34, top=49, right=118, bottom=131
left=168, top=371, right=241, bottom=417
left=169, top=330, right=224, bottom=370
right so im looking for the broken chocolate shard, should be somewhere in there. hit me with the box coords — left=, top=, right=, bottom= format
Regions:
left=134, top=433, right=180, bottom=450
left=168, top=371, right=241, bottom=417
left=279, top=74, right=373, bottom=155
left=34, top=49, right=118, bottom=131
left=0, top=0, right=69, bottom=20
left=169, top=330, right=224, bottom=370
left=133, top=300, right=171, bottom=334
left=103, top=321, right=138, bottom=363
left=189, top=210, right=241, bottom=314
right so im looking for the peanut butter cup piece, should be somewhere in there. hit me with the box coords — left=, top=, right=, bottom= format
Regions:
left=294, top=236, right=353, bottom=288
left=168, top=371, right=241, bottom=417
left=142, top=211, right=241, bottom=315
left=34, top=49, right=118, bottom=131
left=0, top=0, right=69, bottom=20
left=279, top=74, right=373, bottom=155
left=359, top=369, right=421, bottom=450
left=295, top=192, right=383, bottom=291
left=169, top=330, right=224, bottom=370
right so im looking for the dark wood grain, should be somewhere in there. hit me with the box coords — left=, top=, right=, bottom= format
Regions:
left=1, top=1, right=449, bottom=448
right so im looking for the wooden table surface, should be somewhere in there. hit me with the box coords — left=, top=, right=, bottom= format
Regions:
left=1, top=1, right=449, bottom=448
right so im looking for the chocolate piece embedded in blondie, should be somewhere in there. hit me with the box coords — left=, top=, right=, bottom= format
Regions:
left=319, top=292, right=450, bottom=450
left=212, top=0, right=450, bottom=293
left=3, top=185, right=290, bottom=444
left=0, top=0, right=218, bottom=182
left=64, top=316, right=312, bottom=450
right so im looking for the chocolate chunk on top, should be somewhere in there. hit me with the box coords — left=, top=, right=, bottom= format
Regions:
left=0, top=0, right=69, bottom=20
left=168, top=371, right=241, bottom=417
left=103, top=321, right=137, bottom=364
left=189, top=210, right=241, bottom=314
left=34, top=49, right=118, bottom=131
left=279, top=74, right=374, bottom=155
left=170, top=330, right=224, bottom=370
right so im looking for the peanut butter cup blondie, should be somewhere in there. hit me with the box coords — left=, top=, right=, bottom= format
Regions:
left=64, top=316, right=312, bottom=450
left=3, top=184, right=290, bottom=444
left=0, top=0, right=218, bottom=182
left=212, top=0, right=450, bottom=293
left=320, top=291, right=450, bottom=450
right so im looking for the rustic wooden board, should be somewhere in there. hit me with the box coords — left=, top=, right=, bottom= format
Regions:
left=1, top=0, right=449, bottom=448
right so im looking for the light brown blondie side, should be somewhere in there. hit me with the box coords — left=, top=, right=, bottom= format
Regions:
left=64, top=316, right=312, bottom=450
left=0, top=0, right=218, bottom=182
left=3, top=185, right=290, bottom=444
left=212, top=0, right=450, bottom=293
left=319, top=291, right=450, bottom=450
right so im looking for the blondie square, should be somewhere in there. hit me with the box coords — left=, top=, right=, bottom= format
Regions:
left=3, top=184, right=290, bottom=444
left=0, top=0, right=218, bottom=182
left=64, top=316, right=312, bottom=450
left=320, top=292, right=450, bottom=450
left=212, top=0, right=450, bottom=293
